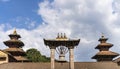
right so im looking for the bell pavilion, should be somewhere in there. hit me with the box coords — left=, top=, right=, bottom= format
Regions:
left=44, top=33, right=80, bottom=69
left=0, top=30, right=120, bottom=69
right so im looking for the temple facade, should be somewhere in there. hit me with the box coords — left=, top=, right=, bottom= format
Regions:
left=0, top=30, right=120, bottom=69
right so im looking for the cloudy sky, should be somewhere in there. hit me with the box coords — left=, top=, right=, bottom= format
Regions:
left=0, top=0, right=120, bottom=62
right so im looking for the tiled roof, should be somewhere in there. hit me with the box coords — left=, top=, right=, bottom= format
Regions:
left=114, top=57, right=120, bottom=63
left=14, top=56, right=28, bottom=61
left=97, top=43, right=113, bottom=46
left=4, top=48, right=25, bottom=53
left=95, top=51, right=119, bottom=56
left=4, top=40, right=23, bottom=43
left=4, top=40, right=24, bottom=46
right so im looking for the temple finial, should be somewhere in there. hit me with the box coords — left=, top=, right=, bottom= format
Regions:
left=56, top=33, right=60, bottom=39
left=56, top=33, right=68, bottom=40
left=101, top=33, right=104, bottom=38
left=61, top=33, right=63, bottom=38
left=64, top=33, right=67, bottom=39
left=13, top=28, right=17, bottom=35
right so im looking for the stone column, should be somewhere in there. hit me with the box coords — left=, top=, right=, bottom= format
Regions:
left=50, top=46, right=55, bottom=69
left=69, top=47, right=74, bottom=69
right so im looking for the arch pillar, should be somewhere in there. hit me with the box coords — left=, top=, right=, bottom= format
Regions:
left=69, top=46, right=74, bottom=69
left=50, top=46, right=55, bottom=69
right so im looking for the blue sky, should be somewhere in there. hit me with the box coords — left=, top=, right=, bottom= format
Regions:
left=0, top=0, right=44, bottom=30
left=0, top=0, right=120, bottom=62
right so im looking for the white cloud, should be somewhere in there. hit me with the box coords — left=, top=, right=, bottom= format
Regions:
left=37, top=0, right=120, bottom=61
left=1, top=0, right=120, bottom=62
left=112, top=0, right=120, bottom=14
left=10, top=16, right=37, bottom=29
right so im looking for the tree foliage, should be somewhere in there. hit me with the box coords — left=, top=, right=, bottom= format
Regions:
left=26, top=48, right=50, bottom=62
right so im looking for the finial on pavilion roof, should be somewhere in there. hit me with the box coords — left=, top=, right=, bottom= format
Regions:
left=56, top=33, right=68, bottom=40
left=61, top=33, right=63, bottom=38
left=64, top=33, right=67, bottom=39
left=56, top=33, right=60, bottom=39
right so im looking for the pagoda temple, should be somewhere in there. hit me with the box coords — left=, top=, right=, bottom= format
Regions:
left=92, top=34, right=119, bottom=61
left=3, top=29, right=29, bottom=62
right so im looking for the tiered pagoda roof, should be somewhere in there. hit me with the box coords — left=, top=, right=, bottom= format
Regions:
left=3, top=29, right=29, bottom=62
left=4, top=29, right=24, bottom=48
left=92, top=34, right=119, bottom=62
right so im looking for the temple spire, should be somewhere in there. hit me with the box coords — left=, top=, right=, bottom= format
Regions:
left=101, top=33, right=104, bottom=38
left=99, top=33, right=108, bottom=43
left=13, top=28, right=17, bottom=35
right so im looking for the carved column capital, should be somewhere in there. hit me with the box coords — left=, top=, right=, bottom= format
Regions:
left=50, top=46, right=56, bottom=49
left=68, top=46, right=74, bottom=49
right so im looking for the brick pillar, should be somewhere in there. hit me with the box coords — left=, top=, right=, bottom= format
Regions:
left=69, top=47, right=74, bottom=69
left=50, top=47, right=55, bottom=69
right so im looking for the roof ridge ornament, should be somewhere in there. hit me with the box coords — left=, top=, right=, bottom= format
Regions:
left=56, top=33, right=60, bottom=39
left=56, top=33, right=68, bottom=40
left=64, top=33, right=67, bottom=39
left=61, top=33, right=63, bottom=38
